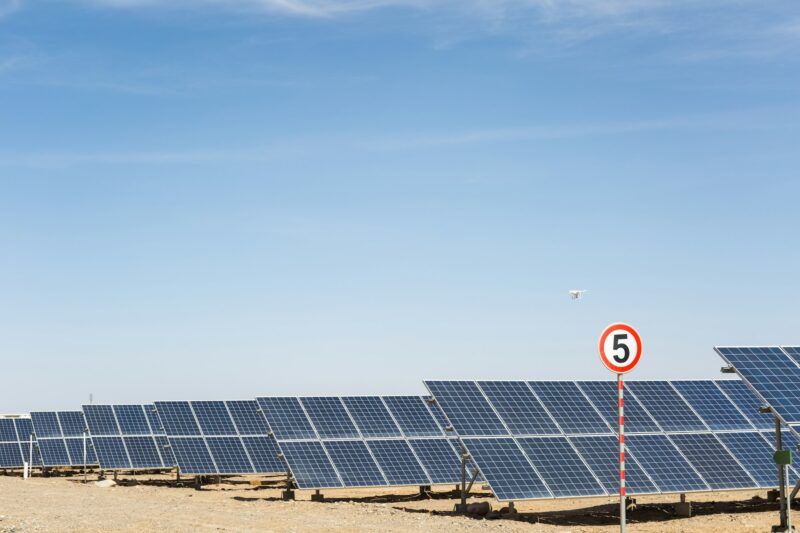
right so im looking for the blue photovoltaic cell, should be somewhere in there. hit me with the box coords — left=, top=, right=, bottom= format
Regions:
left=424, top=382, right=507, bottom=437
left=626, top=434, right=708, bottom=493
left=672, top=381, right=753, bottom=431
left=516, top=437, right=606, bottom=497
left=155, top=402, right=201, bottom=436
left=382, top=397, right=443, bottom=437
left=462, top=437, right=551, bottom=501
left=0, top=443, right=22, bottom=467
left=226, top=401, right=269, bottom=436
left=59, top=412, right=87, bottom=437
left=626, top=382, right=707, bottom=432
left=324, top=440, right=386, bottom=487
left=169, top=437, right=216, bottom=474
left=716, top=381, right=774, bottom=430
left=342, top=397, right=402, bottom=438
left=15, top=419, right=33, bottom=441
left=528, top=382, right=611, bottom=435
left=31, top=412, right=62, bottom=438
left=206, top=436, right=254, bottom=473
left=716, top=432, right=783, bottom=488
left=669, top=433, right=756, bottom=490
left=241, top=436, right=284, bottom=473
left=124, top=436, right=163, bottom=469
left=14, top=419, right=40, bottom=466
left=715, top=347, right=800, bottom=423
left=192, top=402, right=238, bottom=436
left=367, top=439, right=430, bottom=486
left=301, top=398, right=360, bottom=439
left=280, top=441, right=342, bottom=488
left=84, top=405, right=120, bottom=436
left=576, top=381, right=660, bottom=433
left=478, top=381, right=561, bottom=436
left=91, top=437, right=130, bottom=469
left=0, top=419, right=17, bottom=442
left=569, top=435, right=658, bottom=495
left=257, top=398, right=317, bottom=440
left=114, top=405, right=150, bottom=435
left=37, top=439, right=70, bottom=466
left=408, top=438, right=463, bottom=484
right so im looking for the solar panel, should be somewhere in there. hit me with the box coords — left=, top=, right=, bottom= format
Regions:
left=716, top=432, right=787, bottom=488
left=626, top=382, right=707, bottom=432
left=528, top=382, right=611, bottom=435
left=407, top=438, right=465, bottom=484
left=366, top=439, right=430, bottom=485
left=716, top=380, right=774, bottom=430
left=568, top=435, right=658, bottom=495
left=324, top=440, right=387, bottom=487
left=256, top=397, right=317, bottom=440
left=0, top=418, right=38, bottom=468
left=671, top=381, right=754, bottom=431
left=424, top=382, right=507, bottom=436
left=30, top=411, right=96, bottom=467
left=381, top=396, right=443, bottom=437
left=83, top=405, right=171, bottom=470
left=300, top=398, right=360, bottom=439
left=342, top=397, right=402, bottom=438
left=668, top=433, right=757, bottom=490
left=14, top=419, right=40, bottom=467
left=715, top=347, right=800, bottom=423
left=461, top=437, right=551, bottom=501
left=759, top=430, right=800, bottom=485
left=625, top=434, right=708, bottom=493
left=155, top=400, right=283, bottom=475
left=478, top=381, right=560, bottom=435
left=576, top=381, right=660, bottom=433
left=279, top=441, right=342, bottom=488
left=515, top=437, right=606, bottom=497
left=259, top=395, right=466, bottom=490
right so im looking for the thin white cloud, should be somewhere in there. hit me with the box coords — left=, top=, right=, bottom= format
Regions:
left=0, top=0, right=20, bottom=18
left=1, top=106, right=795, bottom=168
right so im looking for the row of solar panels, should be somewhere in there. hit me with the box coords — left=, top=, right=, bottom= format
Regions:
left=7, top=378, right=791, bottom=502
left=424, top=379, right=794, bottom=501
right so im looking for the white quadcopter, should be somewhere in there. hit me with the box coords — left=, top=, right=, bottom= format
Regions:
left=569, top=290, right=587, bottom=300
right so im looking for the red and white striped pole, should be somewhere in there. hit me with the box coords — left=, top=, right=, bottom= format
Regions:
left=618, top=373, right=626, bottom=533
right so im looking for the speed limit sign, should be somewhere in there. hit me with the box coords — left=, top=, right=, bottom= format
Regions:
left=598, top=323, right=642, bottom=374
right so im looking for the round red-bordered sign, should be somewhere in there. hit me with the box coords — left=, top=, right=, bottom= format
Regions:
left=598, top=323, right=642, bottom=374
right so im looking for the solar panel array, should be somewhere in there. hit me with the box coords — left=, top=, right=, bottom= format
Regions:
left=257, top=396, right=474, bottom=490
left=153, top=400, right=284, bottom=475
left=0, top=418, right=40, bottom=468
left=426, top=379, right=791, bottom=501
left=716, top=346, right=800, bottom=425
left=82, top=404, right=175, bottom=470
left=30, top=411, right=97, bottom=467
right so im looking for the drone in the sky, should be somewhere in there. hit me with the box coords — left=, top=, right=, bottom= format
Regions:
left=569, top=289, right=587, bottom=300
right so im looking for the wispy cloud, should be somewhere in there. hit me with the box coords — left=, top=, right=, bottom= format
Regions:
left=2, top=106, right=795, bottom=168
left=0, top=0, right=20, bottom=19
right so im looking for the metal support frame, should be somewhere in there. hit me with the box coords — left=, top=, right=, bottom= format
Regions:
left=418, top=485, right=431, bottom=496
left=454, top=445, right=480, bottom=514
left=311, top=489, right=324, bottom=502
left=773, top=416, right=795, bottom=533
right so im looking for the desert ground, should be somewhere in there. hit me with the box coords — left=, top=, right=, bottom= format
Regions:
left=0, top=472, right=793, bottom=532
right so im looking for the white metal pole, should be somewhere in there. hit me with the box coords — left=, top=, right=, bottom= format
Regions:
left=619, top=374, right=626, bottom=533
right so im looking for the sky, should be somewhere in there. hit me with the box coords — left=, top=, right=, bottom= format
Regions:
left=0, top=0, right=799, bottom=411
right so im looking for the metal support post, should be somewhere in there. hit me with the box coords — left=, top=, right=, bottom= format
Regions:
left=773, top=417, right=794, bottom=532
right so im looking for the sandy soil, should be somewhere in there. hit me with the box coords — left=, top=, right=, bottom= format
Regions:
left=0, top=472, right=793, bottom=532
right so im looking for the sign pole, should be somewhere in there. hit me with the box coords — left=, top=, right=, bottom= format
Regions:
left=618, top=373, right=626, bottom=533
left=598, top=322, right=642, bottom=533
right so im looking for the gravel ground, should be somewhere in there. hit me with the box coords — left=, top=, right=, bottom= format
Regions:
left=0, top=473, right=792, bottom=532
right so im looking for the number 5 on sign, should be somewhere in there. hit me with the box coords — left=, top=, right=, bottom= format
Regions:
left=599, top=323, right=642, bottom=374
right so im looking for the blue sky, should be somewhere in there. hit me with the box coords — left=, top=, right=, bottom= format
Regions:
left=1, top=0, right=799, bottom=410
